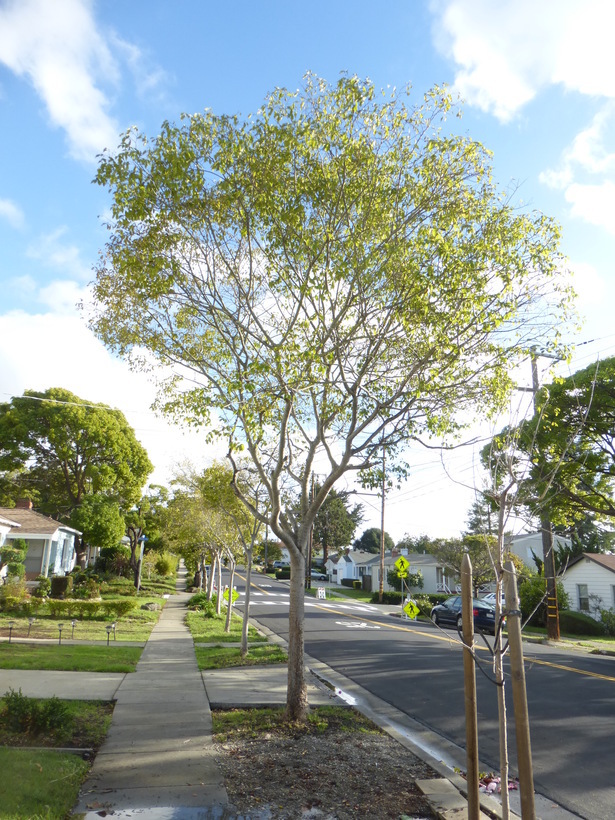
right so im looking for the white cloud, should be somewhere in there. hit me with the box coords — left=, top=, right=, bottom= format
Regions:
left=0, top=0, right=119, bottom=161
left=38, top=279, right=87, bottom=314
left=26, top=227, right=91, bottom=280
left=566, top=260, right=608, bottom=310
left=0, top=310, right=220, bottom=487
left=0, top=198, right=25, bottom=229
left=0, top=0, right=170, bottom=163
left=431, top=0, right=615, bottom=121
left=565, top=181, right=615, bottom=235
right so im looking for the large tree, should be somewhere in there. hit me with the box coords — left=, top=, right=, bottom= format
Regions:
left=0, top=388, right=152, bottom=564
left=88, top=75, right=573, bottom=719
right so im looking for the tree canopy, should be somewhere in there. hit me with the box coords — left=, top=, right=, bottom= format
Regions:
left=353, top=527, right=395, bottom=555
left=0, top=388, right=153, bottom=562
left=485, top=357, right=615, bottom=528
left=89, top=74, right=573, bottom=719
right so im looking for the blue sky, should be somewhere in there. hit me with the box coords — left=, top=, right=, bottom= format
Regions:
left=1, top=0, right=614, bottom=539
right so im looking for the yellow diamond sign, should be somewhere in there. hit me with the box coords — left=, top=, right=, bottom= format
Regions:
left=394, top=555, right=410, bottom=574
left=403, top=599, right=420, bottom=619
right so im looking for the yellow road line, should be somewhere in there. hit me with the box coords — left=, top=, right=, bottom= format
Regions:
left=524, top=655, right=615, bottom=682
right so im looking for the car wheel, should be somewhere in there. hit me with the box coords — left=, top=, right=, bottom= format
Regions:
left=457, top=614, right=463, bottom=631
left=431, top=611, right=439, bottom=625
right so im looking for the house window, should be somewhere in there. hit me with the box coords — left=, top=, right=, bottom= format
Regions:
left=577, top=584, right=589, bottom=611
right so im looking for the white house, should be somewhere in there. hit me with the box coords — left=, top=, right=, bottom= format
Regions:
left=506, top=531, right=572, bottom=571
left=370, top=552, right=459, bottom=595
left=0, top=501, right=81, bottom=580
left=325, top=550, right=375, bottom=585
left=560, top=553, right=615, bottom=617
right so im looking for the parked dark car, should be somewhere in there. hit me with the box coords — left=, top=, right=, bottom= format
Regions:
left=430, top=595, right=498, bottom=635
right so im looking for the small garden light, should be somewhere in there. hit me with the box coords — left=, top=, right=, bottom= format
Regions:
left=71, top=619, right=77, bottom=639
left=27, top=617, right=35, bottom=637
left=57, top=623, right=64, bottom=645
left=105, top=624, right=113, bottom=646
left=8, top=620, right=15, bottom=644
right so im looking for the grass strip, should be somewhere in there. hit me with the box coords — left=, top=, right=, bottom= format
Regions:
left=0, top=643, right=141, bottom=672
left=213, top=705, right=377, bottom=740
left=195, top=643, right=287, bottom=670
left=0, top=747, right=90, bottom=819
left=185, top=609, right=267, bottom=643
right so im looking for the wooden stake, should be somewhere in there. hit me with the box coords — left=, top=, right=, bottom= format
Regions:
left=461, top=553, right=480, bottom=819
left=504, top=559, right=536, bottom=819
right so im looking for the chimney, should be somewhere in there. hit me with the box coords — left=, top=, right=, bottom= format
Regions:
left=15, top=498, right=33, bottom=510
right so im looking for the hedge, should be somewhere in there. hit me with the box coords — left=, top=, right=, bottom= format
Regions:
left=558, top=609, right=604, bottom=636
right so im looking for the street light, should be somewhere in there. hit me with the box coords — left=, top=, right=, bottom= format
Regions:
left=8, top=620, right=15, bottom=644
left=57, top=623, right=64, bottom=645
left=105, top=624, right=113, bottom=646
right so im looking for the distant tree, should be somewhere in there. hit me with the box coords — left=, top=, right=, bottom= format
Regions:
left=354, top=527, right=395, bottom=555
left=313, top=488, right=363, bottom=564
left=386, top=567, right=424, bottom=592
left=395, top=534, right=444, bottom=554
left=431, top=534, right=497, bottom=595
left=0, top=388, right=152, bottom=566
left=465, top=495, right=496, bottom=535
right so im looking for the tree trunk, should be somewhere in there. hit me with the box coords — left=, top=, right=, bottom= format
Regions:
left=225, top=560, right=236, bottom=632
left=241, top=549, right=253, bottom=658
left=286, top=548, right=309, bottom=721
left=75, top=535, right=87, bottom=569
left=215, top=553, right=223, bottom=615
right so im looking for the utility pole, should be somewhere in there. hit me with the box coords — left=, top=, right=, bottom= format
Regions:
left=530, top=351, right=560, bottom=641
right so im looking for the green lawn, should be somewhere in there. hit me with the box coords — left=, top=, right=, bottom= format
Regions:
left=0, top=597, right=165, bottom=642
left=0, top=642, right=141, bottom=672
left=186, top=609, right=267, bottom=643
left=0, top=748, right=89, bottom=819
left=195, top=643, right=288, bottom=670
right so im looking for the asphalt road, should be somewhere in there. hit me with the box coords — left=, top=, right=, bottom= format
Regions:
left=232, top=574, right=615, bottom=820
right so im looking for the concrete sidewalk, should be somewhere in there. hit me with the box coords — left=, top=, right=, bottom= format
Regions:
left=72, top=570, right=228, bottom=818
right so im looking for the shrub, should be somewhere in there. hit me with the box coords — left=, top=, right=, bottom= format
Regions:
left=50, top=575, right=74, bottom=599
left=95, top=545, right=131, bottom=576
left=413, top=594, right=433, bottom=617
left=600, top=609, right=615, bottom=637
left=72, top=578, right=100, bottom=600
left=518, top=576, right=569, bottom=625
left=33, top=575, right=51, bottom=598
left=275, top=569, right=291, bottom=580
left=154, top=553, right=176, bottom=577
left=370, top=590, right=402, bottom=604
left=0, top=580, right=27, bottom=612
left=352, top=580, right=362, bottom=590
left=559, top=609, right=604, bottom=636
left=188, top=592, right=211, bottom=609
left=101, top=599, right=138, bottom=619
left=3, top=688, right=69, bottom=734
left=340, top=578, right=355, bottom=588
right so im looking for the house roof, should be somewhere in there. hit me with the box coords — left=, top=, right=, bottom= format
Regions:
left=566, top=552, right=615, bottom=576
left=0, top=507, right=80, bottom=537
left=0, top=514, right=20, bottom=528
